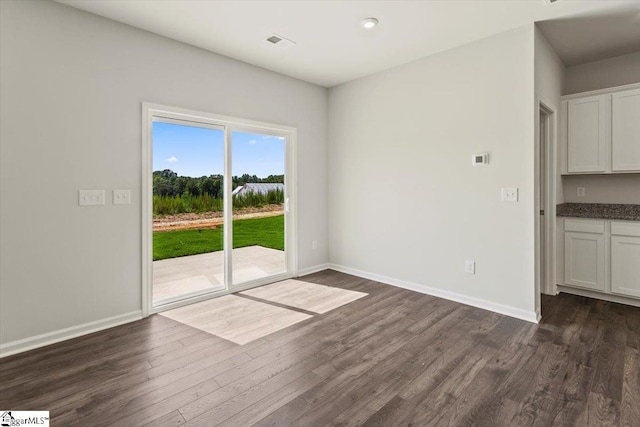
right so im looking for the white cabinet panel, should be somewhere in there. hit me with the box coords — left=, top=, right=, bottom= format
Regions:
left=564, top=231, right=606, bottom=291
left=612, top=88, right=640, bottom=172
left=568, top=95, right=609, bottom=173
left=611, top=235, right=640, bottom=298
left=565, top=218, right=605, bottom=234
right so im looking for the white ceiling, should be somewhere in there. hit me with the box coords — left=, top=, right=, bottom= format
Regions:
left=57, top=0, right=640, bottom=87
left=537, top=6, right=640, bottom=66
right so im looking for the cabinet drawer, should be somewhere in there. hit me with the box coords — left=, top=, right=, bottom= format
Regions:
left=564, top=218, right=605, bottom=234
left=611, top=221, right=640, bottom=237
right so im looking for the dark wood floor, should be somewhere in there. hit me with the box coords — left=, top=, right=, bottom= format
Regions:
left=1, top=270, right=639, bottom=426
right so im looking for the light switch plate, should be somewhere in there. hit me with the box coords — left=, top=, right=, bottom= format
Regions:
left=113, top=189, right=131, bottom=205
left=501, top=187, right=519, bottom=202
left=79, top=190, right=105, bottom=206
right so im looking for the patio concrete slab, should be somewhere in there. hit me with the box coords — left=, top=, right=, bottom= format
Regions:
left=153, top=245, right=285, bottom=303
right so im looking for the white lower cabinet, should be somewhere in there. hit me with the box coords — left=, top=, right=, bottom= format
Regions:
left=611, top=222, right=640, bottom=298
left=564, top=219, right=606, bottom=292
left=563, top=218, right=640, bottom=300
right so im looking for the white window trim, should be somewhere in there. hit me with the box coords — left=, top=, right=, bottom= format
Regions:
left=141, top=102, right=298, bottom=316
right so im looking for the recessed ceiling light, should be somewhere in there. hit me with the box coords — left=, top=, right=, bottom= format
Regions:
left=360, top=17, right=379, bottom=29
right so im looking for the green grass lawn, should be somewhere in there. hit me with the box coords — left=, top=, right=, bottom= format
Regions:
left=153, top=215, right=284, bottom=261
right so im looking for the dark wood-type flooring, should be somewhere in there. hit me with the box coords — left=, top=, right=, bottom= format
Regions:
left=1, top=270, right=639, bottom=426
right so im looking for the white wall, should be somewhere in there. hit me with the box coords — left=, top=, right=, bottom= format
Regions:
left=328, top=26, right=537, bottom=320
left=535, top=26, right=565, bottom=301
left=534, top=26, right=565, bottom=204
left=564, top=52, right=640, bottom=95
left=0, top=0, right=328, bottom=348
left=562, top=175, right=640, bottom=204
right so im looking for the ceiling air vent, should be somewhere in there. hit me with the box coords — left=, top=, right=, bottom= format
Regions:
left=265, top=34, right=296, bottom=49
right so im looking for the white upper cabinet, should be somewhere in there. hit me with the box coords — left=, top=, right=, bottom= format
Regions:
left=562, top=84, right=640, bottom=175
left=612, top=88, right=640, bottom=172
left=567, top=94, right=609, bottom=173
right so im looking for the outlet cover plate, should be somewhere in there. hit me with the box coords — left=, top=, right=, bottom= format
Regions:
left=465, top=260, right=475, bottom=274
left=501, top=187, right=519, bottom=202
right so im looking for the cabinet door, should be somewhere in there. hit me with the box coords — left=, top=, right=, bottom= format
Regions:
left=611, top=235, right=640, bottom=298
left=568, top=95, right=609, bottom=173
left=564, top=232, right=605, bottom=291
left=612, top=88, right=640, bottom=172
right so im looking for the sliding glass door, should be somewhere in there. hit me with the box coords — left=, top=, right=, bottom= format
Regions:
left=231, top=131, right=287, bottom=286
left=151, top=120, right=226, bottom=305
left=144, top=104, right=296, bottom=313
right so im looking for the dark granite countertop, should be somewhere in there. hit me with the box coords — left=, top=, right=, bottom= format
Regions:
left=556, top=203, right=640, bottom=221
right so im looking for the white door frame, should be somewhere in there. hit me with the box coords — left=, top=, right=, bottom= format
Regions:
left=141, top=102, right=298, bottom=316
left=535, top=97, right=558, bottom=320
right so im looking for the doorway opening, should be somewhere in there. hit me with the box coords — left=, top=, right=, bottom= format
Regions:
left=142, top=104, right=297, bottom=315
left=537, top=100, right=558, bottom=320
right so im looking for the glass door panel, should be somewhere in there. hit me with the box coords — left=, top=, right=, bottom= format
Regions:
left=152, top=120, right=226, bottom=306
left=230, top=131, right=286, bottom=286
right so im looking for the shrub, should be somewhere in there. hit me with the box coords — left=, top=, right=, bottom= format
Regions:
left=153, top=189, right=283, bottom=216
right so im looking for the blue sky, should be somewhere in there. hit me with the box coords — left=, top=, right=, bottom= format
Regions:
left=152, top=122, right=285, bottom=178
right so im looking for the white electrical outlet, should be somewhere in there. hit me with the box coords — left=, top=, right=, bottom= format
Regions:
left=465, top=260, right=475, bottom=274
left=501, top=187, right=519, bottom=202
left=577, top=187, right=585, bottom=197
left=311, top=240, right=318, bottom=250
left=79, top=190, right=105, bottom=206
left=113, top=189, right=131, bottom=205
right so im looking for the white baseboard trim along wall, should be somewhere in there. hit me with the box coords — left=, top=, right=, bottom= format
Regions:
left=327, top=264, right=540, bottom=324
left=2, top=263, right=540, bottom=358
left=297, top=263, right=331, bottom=277
left=0, top=311, right=143, bottom=358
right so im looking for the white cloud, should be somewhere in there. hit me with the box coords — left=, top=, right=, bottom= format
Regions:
left=167, top=156, right=178, bottom=163
left=262, top=135, right=285, bottom=140
left=249, top=139, right=258, bottom=145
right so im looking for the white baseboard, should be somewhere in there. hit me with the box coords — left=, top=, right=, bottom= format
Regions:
left=0, top=265, right=541, bottom=358
left=297, top=263, right=330, bottom=277
left=0, top=310, right=143, bottom=358
left=328, top=264, right=539, bottom=324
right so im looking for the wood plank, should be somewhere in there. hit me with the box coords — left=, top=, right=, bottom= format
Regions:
left=577, top=392, right=621, bottom=427
left=620, top=347, right=640, bottom=427
left=591, top=326, right=626, bottom=402
left=181, top=352, right=330, bottom=425
left=507, top=342, right=573, bottom=426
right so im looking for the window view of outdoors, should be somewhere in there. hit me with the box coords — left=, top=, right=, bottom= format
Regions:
left=152, top=122, right=285, bottom=304
left=232, top=131, right=286, bottom=285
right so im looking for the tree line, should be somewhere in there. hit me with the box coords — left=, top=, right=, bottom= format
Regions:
left=153, top=169, right=284, bottom=198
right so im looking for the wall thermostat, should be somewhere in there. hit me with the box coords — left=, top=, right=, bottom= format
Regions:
left=472, top=153, right=489, bottom=166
